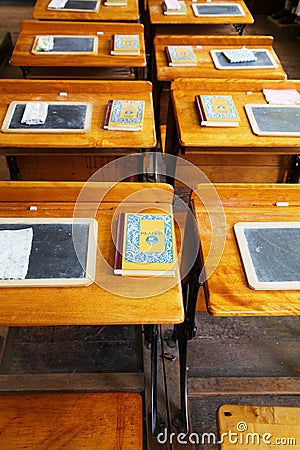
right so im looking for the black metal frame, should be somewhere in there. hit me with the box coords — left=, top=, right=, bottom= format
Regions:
left=167, top=198, right=207, bottom=433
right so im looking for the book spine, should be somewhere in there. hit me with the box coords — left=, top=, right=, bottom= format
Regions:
left=113, top=212, right=125, bottom=274
left=110, top=35, right=115, bottom=55
left=103, top=100, right=113, bottom=129
left=194, top=95, right=206, bottom=125
left=165, top=47, right=172, bottom=66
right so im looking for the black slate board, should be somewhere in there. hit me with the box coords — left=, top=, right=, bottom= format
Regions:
left=210, top=49, right=277, bottom=69
left=0, top=218, right=97, bottom=286
left=234, top=222, right=300, bottom=290
left=33, top=36, right=97, bottom=53
left=192, top=3, right=245, bottom=16
left=1, top=101, right=92, bottom=133
left=245, top=104, right=300, bottom=136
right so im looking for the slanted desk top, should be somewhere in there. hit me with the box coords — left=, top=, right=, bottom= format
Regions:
left=10, top=21, right=146, bottom=74
left=166, top=78, right=300, bottom=151
left=192, top=183, right=300, bottom=316
left=33, top=0, right=140, bottom=22
left=0, top=79, right=156, bottom=153
left=0, top=181, right=184, bottom=326
left=154, top=35, right=286, bottom=82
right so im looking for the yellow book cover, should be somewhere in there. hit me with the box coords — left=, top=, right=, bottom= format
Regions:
left=114, top=213, right=176, bottom=276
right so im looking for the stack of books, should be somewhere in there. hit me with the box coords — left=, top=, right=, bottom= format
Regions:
left=162, top=0, right=187, bottom=15
left=195, top=94, right=240, bottom=127
left=114, top=212, right=176, bottom=277
left=110, top=34, right=140, bottom=56
left=165, top=46, right=197, bottom=66
left=103, top=99, right=145, bottom=131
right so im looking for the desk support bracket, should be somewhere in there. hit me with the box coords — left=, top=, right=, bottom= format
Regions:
left=233, top=23, right=246, bottom=35
left=144, top=324, right=163, bottom=437
left=287, top=154, right=300, bottom=183
left=21, top=66, right=29, bottom=78
left=6, top=156, right=19, bottom=180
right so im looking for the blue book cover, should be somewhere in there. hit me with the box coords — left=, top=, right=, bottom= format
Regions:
left=113, top=35, right=139, bottom=52
left=195, top=94, right=240, bottom=127
left=200, top=95, right=240, bottom=121
left=166, top=46, right=196, bottom=66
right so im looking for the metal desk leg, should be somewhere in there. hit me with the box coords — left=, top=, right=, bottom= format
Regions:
left=6, top=156, right=19, bottom=180
left=144, top=324, right=160, bottom=436
left=21, top=66, right=29, bottom=78
left=287, top=155, right=300, bottom=183
left=233, top=23, right=246, bottom=35
left=172, top=322, right=189, bottom=434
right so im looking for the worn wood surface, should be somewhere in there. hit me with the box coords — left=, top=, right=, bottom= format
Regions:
left=154, top=35, right=286, bottom=82
left=0, top=79, right=156, bottom=152
left=33, top=0, right=140, bottom=22
left=168, top=78, right=300, bottom=150
left=218, top=404, right=300, bottom=449
left=192, top=183, right=300, bottom=316
left=10, top=21, right=146, bottom=69
left=0, top=181, right=184, bottom=326
left=0, top=392, right=143, bottom=449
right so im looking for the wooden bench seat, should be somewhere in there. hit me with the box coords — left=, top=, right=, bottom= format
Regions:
left=0, top=392, right=143, bottom=449
left=217, top=404, right=300, bottom=449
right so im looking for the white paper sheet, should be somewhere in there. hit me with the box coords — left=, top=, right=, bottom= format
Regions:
left=0, top=228, right=33, bottom=279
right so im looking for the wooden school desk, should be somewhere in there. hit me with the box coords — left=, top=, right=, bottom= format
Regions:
left=0, top=181, right=184, bottom=436
left=10, top=21, right=146, bottom=80
left=165, top=78, right=300, bottom=184
left=0, top=79, right=156, bottom=181
left=153, top=35, right=286, bottom=125
left=172, top=183, right=300, bottom=433
left=147, top=0, right=254, bottom=42
left=33, top=0, right=140, bottom=22
left=217, top=404, right=300, bottom=449
left=192, top=183, right=300, bottom=316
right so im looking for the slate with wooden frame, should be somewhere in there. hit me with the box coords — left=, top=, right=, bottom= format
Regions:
left=31, top=35, right=98, bottom=55
left=47, top=0, right=101, bottom=12
left=1, top=101, right=92, bottom=133
left=245, top=104, right=300, bottom=137
left=234, top=222, right=300, bottom=290
left=210, top=49, right=278, bottom=70
left=0, top=218, right=98, bottom=287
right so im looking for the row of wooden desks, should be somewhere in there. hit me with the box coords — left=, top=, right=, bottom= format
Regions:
left=32, top=0, right=253, bottom=29
left=0, top=79, right=156, bottom=180
left=10, top=26, right=286, bottom=85
left=0, top=180, right=299, bottom=436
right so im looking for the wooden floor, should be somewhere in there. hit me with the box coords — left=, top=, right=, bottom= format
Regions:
left=0, top=2, right=300, bottom=449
